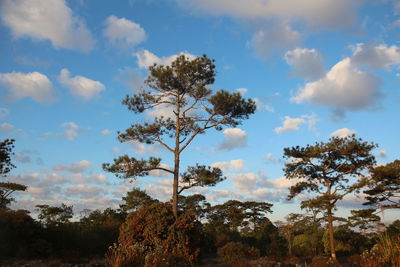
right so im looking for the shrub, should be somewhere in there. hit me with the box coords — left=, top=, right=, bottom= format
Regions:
left=106, top=202, right=202, bottom=267
left=360, top=234, right=400, bottom=267
left=310, top=255, right=340, bottom=267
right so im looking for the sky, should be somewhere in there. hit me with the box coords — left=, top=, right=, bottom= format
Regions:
left=0, top=0, right=399, bottom=223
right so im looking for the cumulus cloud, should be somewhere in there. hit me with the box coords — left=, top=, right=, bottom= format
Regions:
left=292, top=58, right=382, bottom=118
left=128, top=140, right=162, bottom=155
left=0, top=71, right=56, bottom=103
left=58, top=68, right=105, bottom=100
left=101, top=129, right=111, bottom=135
left=275, top=113, right=318, bottom=134
left=103, top=15, right=146, bottom=49
left=61, top=121, right=81, bottom=140
left=53, top=160, right=92, bottom=173
left=249, top=23, right=300, bottom=58
left=284, top=48, right=325, bottom=79
left=351, top=43, right=400, bottom=70
left=329, top=128, right=356, bottom=138
left=64, top=184, right=105, bottom=198
left=218, top=128, right=247, bottom=151
left=212, top=159, right=246, bottom=172
left=0, top=0, right=94, bottom=52
left=375, top=149, right=387, bottom=158
left=134, top=50, right=196, bottom=69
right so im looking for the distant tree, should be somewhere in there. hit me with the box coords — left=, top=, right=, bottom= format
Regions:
left=120, top=187, right=157, bottom=212
left=364, top=160, right=400, bottom=210
left=284, top=135, right=376, bottom=260
left=347, top=208, right=381, bottom=234
left=178, top=193, right=210, bottom=220
left=103, top=55, right=256, bottom=218
left=0, top=139, right=27, bottom=208
left=36, top=203, right=73, bottom=226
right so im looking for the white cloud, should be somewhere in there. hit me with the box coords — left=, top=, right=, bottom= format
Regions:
left=176, top=0, right=361, bottom=29
left=58, top=68, right=105, bottom=100
left=236, top=88, right=248, bottom=95
left=0, top=123, right=14, bottom=134
left=375, top=149, right=387, bottom=158
left=64, top=184, right=105, bottom=198
left=1, top=0, right=93, bottom=52
left=284, top=48, right=325, bottom=79
left=61, top=121, right=80, bottom=140
left=103, top=15, right=146, bottom=49
left=101, top=129, right=111, bottom=135
left=292, top=58, right=382, bottom=118
left=351, top=43, right=400, bottom=70
left=53, top=160, right=92, bottom=173
left=264, top=153, right=284, bottom=164
left=218, top=128, right=247, bottom=151
left=230, top=172, right=260, bottom=192
left=212, top=159, right=245, bottom=172
left=0, top=71, right=56, bottom=103
left=249, top=23, right=300, bottom=58
left=128, top=140, right=161, bottom=155
left=329, top=128, right=356, bottom=138
left=134, top=49, right=196, bottom=69
left=275, top=116, right=304, bottom=134
left=254, top=98, right=274, bottom=112
left=149, top=164, right=172, bottom=177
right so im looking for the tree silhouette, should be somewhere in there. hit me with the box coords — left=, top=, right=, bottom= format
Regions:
left=103, top=55, right=256, bottom=218
left=0, top=139, right=27, bottom=208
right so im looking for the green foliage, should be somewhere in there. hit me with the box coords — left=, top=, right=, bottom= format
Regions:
left=0, top=139, right=27, bottom=208
left=364, top=160, right=400, bottom=209
left=178, top=193, right=210, bottom=219
left=347, top=208, right=381, bottom=233
left=179, top=165, right=226, bottom=193
left=386, top=220, right=400, bottom=237
left=217, top=241, right=260, bottom=266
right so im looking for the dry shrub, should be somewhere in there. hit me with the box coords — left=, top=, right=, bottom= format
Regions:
left=310, top=255, right=340, bottom=267
left=106, top=202, right=202, bottom=267
left=360, top=234, right=400, bottom=267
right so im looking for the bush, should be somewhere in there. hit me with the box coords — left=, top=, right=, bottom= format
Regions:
left=106, top=202, right=202, bottom=267
left=360, top=234, right=400, bottom=267
left=217, top=241, right=260, bottom=266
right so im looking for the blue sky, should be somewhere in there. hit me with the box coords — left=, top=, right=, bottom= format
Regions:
left=0, top=0, right=399, bottom=222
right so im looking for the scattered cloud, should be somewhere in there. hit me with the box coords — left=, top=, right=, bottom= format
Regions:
left=218, top=128, right=247, bottom=151
left=254, top=98, right=274, bottom=112
left=292, top=58, right=382, bottom=118
left=275, top=113, right=318, bottom=134
left=235, top=88, right=248, bottom=95
left=212, top=159, right=246, bottom=172
left=249, top=23, right=300, bottom=58
left=284, top=48, right=325, bottom=79
left=0, top=71, right=56, bottom=103
left=375, top=149, right=387, bottom=158
left=0, top=123, right=14, bottom=134
left=128, top=140, right=162, bottom=155
left=53, top=160, right=92, bottom=173
left=103, top=15, right=146, bottom=49
left=0, top=0, right=94, bottom=52
left=134, top=49, right=196, bottom=69
left=264, top=153, right=284, bottom=164
left=58, top=68, right=105, bottom=100
left=329, top=128, right=356, bottom=138
left=101, top=129, right=111, bottom=135
left=61, top=122, right=81, bottom=140
left=149, top=164, right=172, bottom=177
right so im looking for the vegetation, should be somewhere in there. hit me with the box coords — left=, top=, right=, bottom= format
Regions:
left=1, top=56, right=400, bottom=266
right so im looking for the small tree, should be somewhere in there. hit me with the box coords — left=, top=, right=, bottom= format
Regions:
left=0, top=139, right=27, bottom=208
left=284, top=135, right=376, bottom=260
left=103, top=55, right=256, bottom=218
left=364, top=160, right=400, bottom=210
left=36, top=203, right=73, bottom=226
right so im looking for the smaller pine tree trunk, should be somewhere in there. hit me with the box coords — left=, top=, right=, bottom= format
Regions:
left=327, top=207, right=337, bottom=261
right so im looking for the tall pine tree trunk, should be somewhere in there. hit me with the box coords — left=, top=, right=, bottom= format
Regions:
left=172, top=99, right=181, bottom=219
left=327, top=206, right=337, bottom=260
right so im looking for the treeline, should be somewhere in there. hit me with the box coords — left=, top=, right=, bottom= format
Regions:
left=0, top=189, right=399, bottom=266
